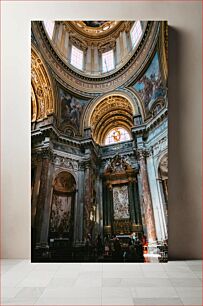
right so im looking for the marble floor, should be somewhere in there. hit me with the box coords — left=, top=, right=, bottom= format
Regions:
left=1, top=259, right=202, bottom=305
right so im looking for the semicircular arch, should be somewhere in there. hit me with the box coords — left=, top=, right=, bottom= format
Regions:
left=31, top=45, right=55, bottom=121
left=83, top=90, right=141, bottom=129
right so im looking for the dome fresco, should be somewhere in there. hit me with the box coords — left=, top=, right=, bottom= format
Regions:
left=31, top=20, right=168, bottom=263
left=83, top=21, right=108, bottom=27
left=133, top=52, right=166, bottom=109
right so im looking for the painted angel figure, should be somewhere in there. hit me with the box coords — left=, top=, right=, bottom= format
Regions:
left=70, top=97, right=82, bottom=128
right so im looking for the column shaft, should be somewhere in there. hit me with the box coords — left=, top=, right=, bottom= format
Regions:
left=138, top=151, right=157, bottom=243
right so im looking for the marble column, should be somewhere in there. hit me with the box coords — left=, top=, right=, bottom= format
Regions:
left=35, top=148, right=54, bottom=249
left=103, top=181, right=112, bottom=235
left=133, top=179, right=142, bottom=226
left=86, top=46, right=92, bottom=73
left=147, top=152, right=167, bottom=241
left=31, top=161, right=42, bottom=227
left=122, top=31, right=128, bottom=57
left=61, top=30, right=69, bottom=59
left=93, top=47, right=99, bottom=73
left=55, top=23, right=63, bottom=49
left=116, top=36, right=121, bottom=66
left=119, top=32, right=124, bottom=60
left=108, top=186, right=113, bottom=227
left=96, top=174, right=103, bottom=236
left=75, top=161, right=85, bottom=243
left=83, top=160, right=92, bottom=239
left=137, top=149, right=157, bottom=245
left=128, top=179, right=137, bottom=225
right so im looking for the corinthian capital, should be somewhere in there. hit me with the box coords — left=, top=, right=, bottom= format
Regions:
left=136, top=148, right=150, bottom=160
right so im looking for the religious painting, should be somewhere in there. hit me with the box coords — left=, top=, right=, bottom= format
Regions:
left=133, top=52, right=166, bottom=107
left=113, top=185, right=130, bottom=220
left=59, top=87, right=87, bottom=130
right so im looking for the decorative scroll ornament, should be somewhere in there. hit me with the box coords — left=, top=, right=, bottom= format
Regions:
left=53, top=155, right=78, bottom=170
left=104, top=154, right=132, bottom=175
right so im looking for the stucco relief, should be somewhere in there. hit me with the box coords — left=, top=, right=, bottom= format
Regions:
left=49, top=194, right=72, bottom=234
left=53, top=155, right=78, bottom=171
left=152, top=136, right=167, bottom=156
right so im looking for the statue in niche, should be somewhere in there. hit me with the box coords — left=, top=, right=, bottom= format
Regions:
left=159, top=155, right=168, bottom=180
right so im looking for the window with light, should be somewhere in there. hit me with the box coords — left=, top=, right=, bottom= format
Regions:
left=70, top=45, right=84, bottom=70
left=43, top=21, right=55, bottom=39
left=104, top=127, right=131, bottom=145
left=130, top=21, right=142, bottom=48
left=102, top=50, right=115, bottom=73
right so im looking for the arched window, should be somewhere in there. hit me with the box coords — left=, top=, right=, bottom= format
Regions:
left=70, top=45, right=84, bottom=70
left=130, top=21, right=142, bottom=48
left=104, top=127, right=131, bottom=145
left=43, top=21, right=55, bottom=39
left=102, top=50, right=115, bottom=72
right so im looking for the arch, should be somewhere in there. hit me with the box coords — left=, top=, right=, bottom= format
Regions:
left=53, top=168, right=78, bottom=188
left=31, top=45, right=55, bottom=122
left=49, top=171, right=77, bottom=240
left=156, top=151, right=168, bottom=178
left=53, top=171, right=76, bottom=193
left=157, top=153, right=168, bottom=213
left=83, top=90, right=140, bottom=129
left=87, top=94, right=135, bottom=144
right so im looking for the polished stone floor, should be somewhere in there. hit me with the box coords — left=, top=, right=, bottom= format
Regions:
left=1, top=259, right=202, bottom=305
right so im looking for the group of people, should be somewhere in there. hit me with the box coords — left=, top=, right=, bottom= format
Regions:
left=84, top=233, right=146, bottom=262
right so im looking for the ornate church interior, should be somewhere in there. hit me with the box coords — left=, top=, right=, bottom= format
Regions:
left=31, top=20, right=168, bottom=263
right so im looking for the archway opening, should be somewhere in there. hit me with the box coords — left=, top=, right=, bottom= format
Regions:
left=49, top=172, right=76, bottom=248
left=90, top=95, right=134, bottom=145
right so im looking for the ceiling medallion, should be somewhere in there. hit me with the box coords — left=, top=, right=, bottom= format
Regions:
left=73, top=21, right=118, bottom=35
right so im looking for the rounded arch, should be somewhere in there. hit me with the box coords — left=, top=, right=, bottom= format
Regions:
left=128, top=87, right=147, bottom=120
left=156, top=152, right=168, bottom=178
left=87, top=94, right=135, bottom=145
left=31, top=45, right=55, bottom=122
left=83, top=90, right=140, bottom=129
left=158, top=153, right=168, bottom=180
left=52, top=171, right=77, bottom=193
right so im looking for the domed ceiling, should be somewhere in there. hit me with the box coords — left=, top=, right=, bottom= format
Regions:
left=31, top=21, right=162, bottom=97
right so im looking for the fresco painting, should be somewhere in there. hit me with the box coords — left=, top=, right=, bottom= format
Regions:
left=133, top=52, right=166, bottom=106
